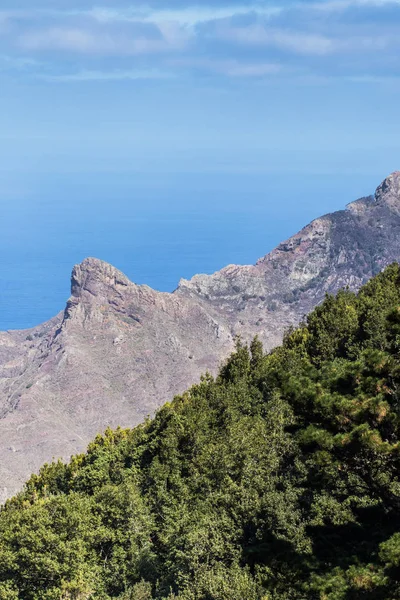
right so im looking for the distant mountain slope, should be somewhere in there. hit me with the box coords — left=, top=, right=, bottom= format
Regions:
left=0, top=171, right=400, bottom=500
left=178, top=172, right=400, bottom=343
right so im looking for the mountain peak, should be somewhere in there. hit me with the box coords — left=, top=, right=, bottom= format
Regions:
left=375, top=171, right=400, bottom=213
left=70, top=257, right=131, bottom=299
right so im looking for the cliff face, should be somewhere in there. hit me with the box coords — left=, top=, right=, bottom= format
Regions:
left=1, top=172, right=400, bottom=500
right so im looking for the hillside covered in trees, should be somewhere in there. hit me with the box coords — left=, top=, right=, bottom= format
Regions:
left=2, top=264, right=400, bottom=599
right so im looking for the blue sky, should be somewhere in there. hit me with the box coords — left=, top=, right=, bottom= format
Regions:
left=0, top=0, right=400, bottom=184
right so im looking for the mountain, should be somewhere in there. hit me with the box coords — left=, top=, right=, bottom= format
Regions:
left=1, top=171, right=400, bottom=500
left=2, top=264, right=400, bottom=599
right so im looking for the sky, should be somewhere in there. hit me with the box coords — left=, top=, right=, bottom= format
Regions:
left=0, top=0, right=399, bottom=182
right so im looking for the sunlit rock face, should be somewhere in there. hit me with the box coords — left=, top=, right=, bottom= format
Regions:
left=1, top=172, right=400, bottom=501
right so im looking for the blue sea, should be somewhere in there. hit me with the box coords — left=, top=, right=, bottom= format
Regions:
left=0, top=170, right=380, bottom=331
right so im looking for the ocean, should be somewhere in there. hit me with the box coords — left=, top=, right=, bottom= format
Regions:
left=0, top=170, right=379, bottom=331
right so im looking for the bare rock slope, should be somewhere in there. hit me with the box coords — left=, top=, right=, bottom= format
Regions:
left=1, top=172, right=400, bottom=500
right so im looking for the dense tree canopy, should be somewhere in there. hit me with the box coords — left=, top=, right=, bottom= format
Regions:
left=2, top=264, right=400, bottom=599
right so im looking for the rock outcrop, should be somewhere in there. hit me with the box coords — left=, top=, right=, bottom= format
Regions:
left=1, top=172, right=400, bottom=500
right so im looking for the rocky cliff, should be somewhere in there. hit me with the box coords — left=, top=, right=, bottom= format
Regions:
left=1, top=172, right=400, bottom=500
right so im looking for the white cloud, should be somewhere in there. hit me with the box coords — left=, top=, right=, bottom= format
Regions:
left=221, top=61, right=281, bottom=77
left=2, top=1, right=400, bottom=80
left=20, top=28, right=97, bottom=53
left=218, top=24, right=335, bottom=55
left=0, top=4, right=284, bottom=30
left=172, top=57, right=282, bottom=77
left=19, top=24, right=190, bottom=55
left=308, top=0, right=400, bottom=11
left=344, top=73, right=400, bottom=83
left=86, top=5, right=283, bottom=27
left=39, top=68, right=174, bottom=82
left=0, top=54, right=39, bottom=69
left=1, top=0, right=399, bottom=26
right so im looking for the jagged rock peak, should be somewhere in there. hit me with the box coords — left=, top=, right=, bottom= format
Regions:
left=345, top=172, right=400, bottom=216
left=375, top=171, right=400, bottom=211
left=71, top=257, right=131, bottom=299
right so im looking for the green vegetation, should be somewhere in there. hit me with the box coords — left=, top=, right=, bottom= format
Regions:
left=2, top=264, right=400, bottom=599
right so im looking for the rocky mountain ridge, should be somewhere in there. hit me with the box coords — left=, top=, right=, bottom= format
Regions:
left=1, top=171, right=400, bottom=500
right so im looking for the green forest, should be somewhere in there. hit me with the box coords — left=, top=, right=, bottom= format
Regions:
left=2, top=264, right=400, bottom=599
